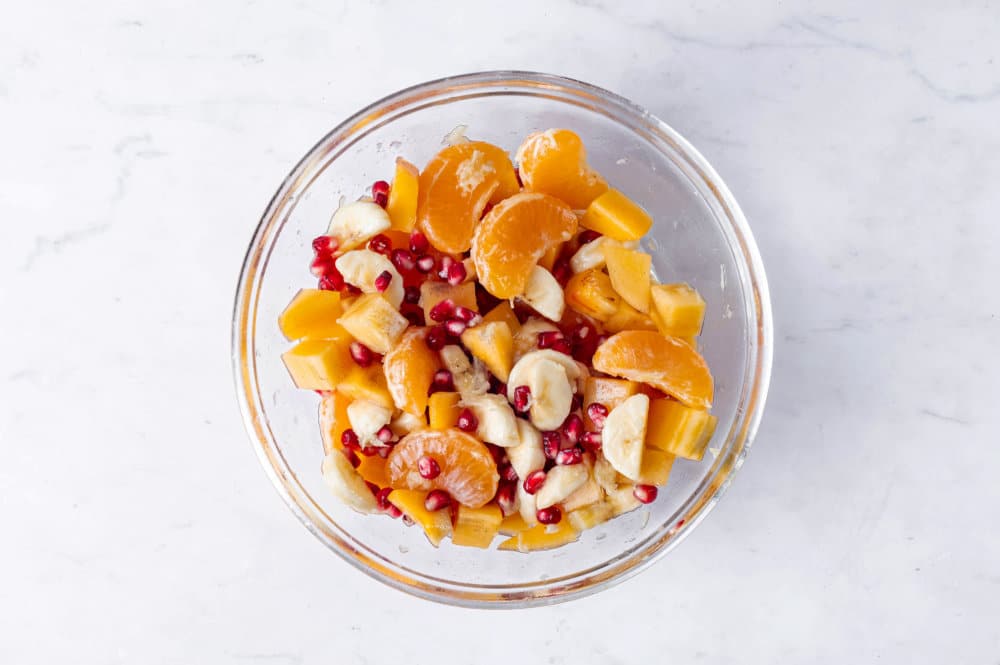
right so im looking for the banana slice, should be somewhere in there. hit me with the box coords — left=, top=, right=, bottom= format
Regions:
left=517, top=482, right=537, bottom=527
left=507, top=418, right=545, bottom=479
left=346, top=399, right=392, bottom=446
left=327, top=200, right=391, bottom=251
left=335, top=249, right=404, bottom=308
left=321, top=451, right=379, bottom=513
left=569, top=237, right=638, bottom=273
left=593, top=454, right=621, bottom=493
left=460, top=394, right=520, bottom=447
left=390, top=411, right=425, bottom=438
left=507, top=350, right=582, bottom=431
left=513, top=317, right=561, bottom=361
left=521, top=265, right=565, bottom=321
left=440, top=345, right=489, bottom=397
left=535, top=464, right=589, bottom=509
left=601, top=394, right=649, bottom=481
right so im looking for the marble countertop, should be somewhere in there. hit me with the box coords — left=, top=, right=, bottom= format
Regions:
left=2, top=2, right=998, bottom=662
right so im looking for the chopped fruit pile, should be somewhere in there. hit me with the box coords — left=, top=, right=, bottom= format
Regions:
left=279, top=129, right=718, bottom=552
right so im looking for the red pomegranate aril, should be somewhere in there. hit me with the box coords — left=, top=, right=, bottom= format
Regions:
left=391, top=248, right=416, bottom=272
left=581, top=431, right=603, bottom=453
left=633, top=484, right=658, bottom=504
left=522, top=469, right=547, bottom=495
left=499, top=462, right=519, bottom=482
left=424, top=489, right=451, bottom=512
left=341, top=429, right=360, bottom=451
left=571, top=393, right=583, bottom=412
left=376, top=445, right=391, bottom=458
left=428, top=298, right=455, bottom=322
left=536, top=506, right=562, bottom=525
left=496, top=482, right=517, bottom=516
left=371, top=180, right=390, bottom=207
left=550, top=338, right=573, bottom=355
left=453, top=306, right=478, bottom=323
left=416, top=254, right=436, bottom=273
left=375, top=487, right=394, bottom=511
left=425, top=325, right=447, bottom=351
left=401, top=303, right=425, bottom=327
left=318, top=272, right=344, bottom=291
left=386, top=504, right=402, bottom=518
left=360, top=445, right=378, bottom=457
left=489, top=378, right=507, bottom=396
left=512, top=385, right=532, bottom=413
left=586, top=403, right=609, bottom=430
left=432, top=369, right=454, bottom=391
left=404, top=285, right=421, bottom=304
left=349, top=341, right=374, bottom=367
left=312, top=235, right=338, bottom=255
left=444, top=318, right=467, bottom=337
left=541, top=431, right=561, bottom=460
left=310, top=254, right=336, bottom=278
left=562, top=414, right=584, bottom=444
left=373, top=270, right=393, bottom=292
left=365, top=481, right=380, bottom=496
left=376, top=425, right=395, bottom=443
left=437, top=255, right=455, bottom=280
left=417, top=455, right=441, bottom=480
left=446, top=261, right=467, bottom=285
left=409, top=231, right=429, bottom=253
left=456, top=408, right=478, bottom=432
left=367, top=233, right=392, bottom=255
left=341, top=447, right=360, bottom=468
left=578, top=229, right=602, bottom=245
left=537, top=330, right=564, bottom=349
left=556, top=448, right=583, bottom=465
left=552, top=258, right=572, bottom=285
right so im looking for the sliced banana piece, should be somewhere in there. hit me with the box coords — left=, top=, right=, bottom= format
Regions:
left=593, top=454, right=621, bottom=493
left=601, top=393, right=649, bottom=481
left=346, top=399, right=392, bottom=446
left=517, top=482, right=538, bottom=527
left=569, top=237, right=638, bottom=274
left=513, top=317, right=560, bottom=361
left=335, top=249, right=404, bottom=308
left=390, top=411, right=425, bottom=438
left=535, top=464, right=589, bottom=509
left=521, top=265, right=565, bottom=321
left=460, top=393, right=520, bottom=447
left=440, top=345, right=490, bottom=397
left=327, top=200, right=391, bottom=251
left=321, top=451, right=379, bottom=513
left=506, top=350, right=582, bottom=431
left=507, top=418, right=546, bottom=479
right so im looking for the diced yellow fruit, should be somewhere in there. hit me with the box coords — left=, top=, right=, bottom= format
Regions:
left=637, top=447, right=675, bottom=486
left=583, top=376, right=639, bottom=429
left=452, top=504, right=503, bottom=548
left=645, top=398, right=717, bottom=461
left=649, top=283, right=706, bottom=337
left=337, top=293, right=409, bottom=354
left=481, top=300, right=522, bottom=335
left=460, top=321, right=514, bottom=382
left=498, top=521, right=579, bottom=552
left=603, top=300, right=658, bottom=333
left=427, top=391, right=462, bottom=429
left=606, top=485, right=641, bottom=516
left=337, top=364, right=394, bottom=409
left=603, top=243, right=651, bottom=313
left=278, top=289, right=346, bottom=341
left=419, top=281, right=478, bottom=322
left=538, top=242, right=563, bottom=271
left=386, top=158, right=419, bottom=232
left=320, top=390, right=353, bottom=454
left=562, top=476, right=602, bottom=512
left=356, top=454, right=389, bottom=488
left=281, top=339, right=354, bottom=391
left=567, top=501, right=614, bottom=531
left=498, top=512, right=532, bottom=536
left=581, top=188, right=653, bottom=241
left=564, top=269, right=619, bottom=321
left=388, top=489, right=453, bottom=547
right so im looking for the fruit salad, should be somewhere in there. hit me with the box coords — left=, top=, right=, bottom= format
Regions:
left=278, top=129, right=718, bottom=552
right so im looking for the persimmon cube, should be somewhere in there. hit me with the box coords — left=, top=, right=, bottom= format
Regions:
left=645, top=398, right=717, bottom=461
left=567, top=501, right=614, bottom=531
left=497, top=521, right=578, bottom=552
left=337, top=364, right=394, bottom=409
left=603, top=244, right=651, bottom=313
left=337, top=293, right=408, bottom=354
left=356, top=455, right=389, bottom=488
left=451, top=504, right=503, bottom=548
left=637, top=447, right=675, bottom=486
left=386, top=158, right=419, bottom=232
left=460, top=321, right=514, bottom=382
left=419, top=281, right=477, bottom=322
left=278, top=289, right=346, bottom=341
left=564, top=269, right=619, bottom=321
left=583, top=376, right=639, bottom=428
left=650, top=283, right=706, bottom=337
left=428, top=391, right=462, bottom=429
left=387, top=489, right=453, bottom=547
left=481, top=301, right=521, bottom=335
left=581, top=189, right=652, bottom=241
left=538, top=242, right=563, bottom=271
left=498, top=512, right=531, bottom=536
left=281, top=339, right=353, bottom=391
left=603, top=300, right=658, bottom=333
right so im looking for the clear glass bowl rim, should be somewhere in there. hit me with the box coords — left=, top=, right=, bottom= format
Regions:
left=232, top=70, right=773, bottom=608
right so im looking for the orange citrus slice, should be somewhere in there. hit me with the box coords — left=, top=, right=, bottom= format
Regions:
left=387, top=428, right=500, bottom=508
left=382, top=327, right=443, bottom=416
left=515, top=129, right=608, bottom=210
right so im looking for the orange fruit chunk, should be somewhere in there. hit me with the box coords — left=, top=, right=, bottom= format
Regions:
left=497, top=520, right=579, bottom=552
left=387, top=428, right=500, bottom=508
left=416, top=141, right=519, bottom=254
left=460, top=321, right=514, bottom=383
left=515, top=129, right=608, bottom=210
left=319, top=390, right=352, bottom=454
left=281, top=339, right=354, bottom=391
left=278, top=289, right=345, bottom=341
left=637, top=447, right=675, bottom=486
left=387, top=489, right=453, bottom=546
left=592, top=331, right=714, bottom=410
left=383, top=327, right=443, bottom=416
left=603, top=300, right=658, bottom=333
left=649, top=283, right=706, bottom=337
left=603, top=244, right=652, bottom=313
left=645, top=397, right=717, bottom=461
left=481, top=301, right=521, bottom=335
left=471, top=192, right=577, bottom=299
left=581, top=189, right=653, bottom=241
left=386, top=157, right=420, bottom=232
left=564, top=269, right=619, bottom=321
left=452, top=504, right=503, bottom=548
left=428, top=391, right=462, bottom=430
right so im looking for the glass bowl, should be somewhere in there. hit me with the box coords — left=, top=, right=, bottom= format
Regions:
left=232, top=71, right=772, bottom=607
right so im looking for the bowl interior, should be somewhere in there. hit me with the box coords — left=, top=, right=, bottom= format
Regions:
left=234, top=73, right=770, bottom=606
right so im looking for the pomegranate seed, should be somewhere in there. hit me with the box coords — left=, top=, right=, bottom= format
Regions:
left=488, top=377, right=507, bottom=396
left=536, top=506, right=562, bottom=525
left=312, top=235, right=338, bottom=254
left=318, top=272, right=344, bottom=291
left=581, top=431, right=603, bottom=453
left=541, top=431, right=561, bottom=460
left=486, top=444, right=506, bottom=466
left=375, top=487, right=394, bottom=511
left=562, top=414, right=584, bottom=444
left=341, top=447, right=360, bottom=468
left=367, top=233, right=391, bottom=255
left=416, top=254, right=436, bottom=273
left=429, top=298, right=455, bottom=322
left=456, top=408, right=478, bottom=432
left=373, top=270, right=393, bottom=292
left=633, top=484, right=658, bottom=504
left=446, top=261, right=467, bottom=285
left=417, top=455, right=441, bottom=479
left=552, top=258, right=572, bottom=285
left=550, top=338, right=573, bottom=355
left=391, top=248, right=416, bottom=272
left=586, top=403, right=609, bottom=430
left=362, top=445, right=379, bottom=456
left=376, top=445, right=391, bottom=458
left=310, top=254, right=336, bottom=278
left=365, top=480, right=380, bottom=495
left=512, top=385, right=532, bottom=413
left=349, top=341, right=374, bottom=367
left=371, top=180, right=390, bottom=207
left=437, top=255, right=454, bottom=280
left=578, top=230, right=601, bottom=245
left=537, top=330, right=564, bottom=349
left=376, top=426, right=394, bottom=443
left=425, top=325, right=447, bottom=351
left=556, top=448, right=583, bottom=465
left=404, top=285, right=421, bottom=304
left=571, top=393, right=583, bottom=412
left=409, top=231, right=429, bottom=253
left=523, top=469, right=546, bottom=494
left=386, top=504, right=402, bottom=518
left=402, top=514, right=415, bottom=526
left=453, top=306, right=478, bottom=323
left=401, top=303, right=425, bottom=327
left=499, top=462, right=519, bottom=482
left=432, top=369, right=454, bottom=391
left=444, top=318, right=467, bottom=336
left=341, top=429, right=360, bottom=451
left=424, top=489, right=451, bottom=512
left=496, top=481, right=517, bottom=516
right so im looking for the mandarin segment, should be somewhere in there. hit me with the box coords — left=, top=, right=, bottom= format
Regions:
left=386, top=157, right=420, bottom=232
left=515, top=129, right=608, bottom=210
left=319, top=390, right=353, bottom=454
left=383, top=327, right=443, bottom=416
left=387, top=428, right=500, bottom=508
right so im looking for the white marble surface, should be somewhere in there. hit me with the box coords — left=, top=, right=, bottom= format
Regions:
left=2, top=1, right=998, bottom=662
